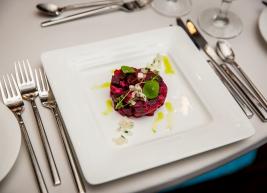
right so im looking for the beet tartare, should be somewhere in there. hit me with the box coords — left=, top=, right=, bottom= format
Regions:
left=110, top=65, right=168, bottom=118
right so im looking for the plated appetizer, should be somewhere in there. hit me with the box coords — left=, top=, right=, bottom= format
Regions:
left=110, top=55, right=168, bottom=118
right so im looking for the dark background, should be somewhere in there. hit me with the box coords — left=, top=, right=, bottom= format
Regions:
left=167, top=144, right=267, bottom=193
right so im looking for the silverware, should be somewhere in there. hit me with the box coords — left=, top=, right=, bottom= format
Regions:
left=0, top=74, right=48, bottom=193
left=37, top=0, right=123, bottom=17
left=41, top=0, right=152, bottom=27
left=15, top=60, right=61, bottom=185
left=216, top=40, right=267, bottom=111
left=176, top=18, right=254, bottom=119
left=35, top=69, right=86, bottom=193
left=220, top=61, right=267, bottom=122
left=207, top=60, right=254, bottom=118
left=182, top=19, right=267, bottom=122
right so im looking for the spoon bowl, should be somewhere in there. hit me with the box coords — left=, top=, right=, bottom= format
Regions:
left=216, top=40, right=236, bottom=63
left=36, top=0, right=123, bottom=17
left=36, top=3, right=62, bottom=17
left=216, top=40, right=267, bottom=110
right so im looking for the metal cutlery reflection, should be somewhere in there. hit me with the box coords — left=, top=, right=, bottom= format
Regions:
left=41, top=0, right=152, bottom=27
left=206, top=60, right=254, bottom=118
left=176, top=18, right=254, bottom=119
left=0, top=74, right=48, bottom=193
left=178, top=19, right=267, bottom=122
left=14, top=60, right=61, bottom=185
left=37, top=0, right=123, bottom=17
left=216, top=40, right=267, bottom=111
left=35, top=69, right=86, bottom=193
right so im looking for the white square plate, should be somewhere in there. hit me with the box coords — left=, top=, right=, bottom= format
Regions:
left=41, top=27, right=255, bottom=185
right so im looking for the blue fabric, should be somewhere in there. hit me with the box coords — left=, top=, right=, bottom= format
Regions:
left=161, top=150, right=257, bottom=193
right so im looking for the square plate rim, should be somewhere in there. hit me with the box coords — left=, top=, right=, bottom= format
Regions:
left=41, top=26, right=255, bottom=184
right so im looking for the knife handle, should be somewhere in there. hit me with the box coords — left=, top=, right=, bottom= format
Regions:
left=207, top=60, right=254, bottom=119
left=221, top=64, right=267, bottom=122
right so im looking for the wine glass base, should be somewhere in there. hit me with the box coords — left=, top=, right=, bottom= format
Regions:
left=198, top=8, right=243, bottom=39
left=151, top=0, right=192, bottom=17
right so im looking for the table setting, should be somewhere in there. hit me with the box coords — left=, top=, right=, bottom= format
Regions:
left=0, top=0, right=267, bottom=193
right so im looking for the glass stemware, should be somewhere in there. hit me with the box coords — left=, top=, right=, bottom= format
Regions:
left=151, top=0, right=192, bottom=17
left=198, top=0, right=243, bottom=39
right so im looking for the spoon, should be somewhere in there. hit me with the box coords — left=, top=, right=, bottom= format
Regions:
left=216, top=40, right=267, bottom=111
left=37, top=0, right=123, bottom=17
left=41, top=0, right=152, bottom=27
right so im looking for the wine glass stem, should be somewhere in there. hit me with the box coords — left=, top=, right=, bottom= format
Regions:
left=215, top=0, right=233, bottom=24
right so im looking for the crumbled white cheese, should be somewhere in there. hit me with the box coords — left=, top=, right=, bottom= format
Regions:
left=141, top=68, right=148, bottom=73
left=113, top=117, right=134, bottom=146
left=113, top=136, right=127, bottom=145
left=137, top=72, right=145, bottom=80
left=146, top=54, right=162, bottom=72
left=129, top=85, right=135, bottom=91
left=129, top=100, right=136, bottom=106
left=118, top=117, right=134, bottom=130
left=134, top=91, right=147, bottom=101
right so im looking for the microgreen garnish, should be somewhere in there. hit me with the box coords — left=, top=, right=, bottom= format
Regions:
left=115, top=91, right=131, bottom=110
left=143, top=80, right=159, bottom=99
left=121, top=66, right=135, bottom=74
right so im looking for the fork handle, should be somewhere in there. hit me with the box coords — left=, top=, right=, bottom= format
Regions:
left=52, top=106, right=86, bottom=193
left=30, top=100, right=61, bottom=185
left=233, top=61, right=267, bottom=110
left=16, top=113, right=49, bottom=193
left=41, top=5, right=120, bottom=27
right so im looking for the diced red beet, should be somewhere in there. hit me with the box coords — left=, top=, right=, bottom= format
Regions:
left=110, top=67, right=168, bottom=118
left=119, top=81, right=128, bottom=88
left=110, top=85, right=124, bottom=95
left=114, top=69, right=122, bottom=76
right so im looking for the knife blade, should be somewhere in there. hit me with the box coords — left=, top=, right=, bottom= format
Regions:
left=178, top=19, right=267, bottom=122
left=176, top=18, right=254, bottom=119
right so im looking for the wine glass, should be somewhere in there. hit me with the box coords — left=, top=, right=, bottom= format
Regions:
left=151, top=0, right=192, bottom=17
left=198, top=0, right=243, bottom=39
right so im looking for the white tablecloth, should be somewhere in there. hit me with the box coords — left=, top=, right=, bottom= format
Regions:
left=0, top=0, right=266, bottom=192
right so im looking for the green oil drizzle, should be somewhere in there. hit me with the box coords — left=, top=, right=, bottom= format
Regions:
left=152, top=111, right=164, bottom=133
left=165, top=101, right=174, bottom=129
left=93, top=82, right=110, bottom=90
left=163, top=55, right=175, bottom=74
left=102, top=99, right=113, bottom=115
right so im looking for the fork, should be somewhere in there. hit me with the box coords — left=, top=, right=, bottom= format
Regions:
left=15, top=60, right=61, bottom=185
left=0, top=74, right=48, bottom=193
left=35, top=68, right=86, bottom=193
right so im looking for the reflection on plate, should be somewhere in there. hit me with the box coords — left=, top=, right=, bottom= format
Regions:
left=0, top=103, right=21, bottom=182
left=42, top=27, right=255, bottom=184
left=259, top=8, right=267, bottom=42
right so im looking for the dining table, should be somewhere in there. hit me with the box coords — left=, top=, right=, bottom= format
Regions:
left=0, top=0, right=267, bottom=192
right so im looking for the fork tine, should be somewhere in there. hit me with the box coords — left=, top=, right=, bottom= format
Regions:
left=15, top=62, right=21, bottom=85
left=7, top=74, right=15, bottom=97
left=3, top=76, right=11, bottom=98
left=27, top=59, right=34, bottom=82
left=39, top=69, right=45, bottom=92
left=0, top=81, right=7, bottom=103
left=35, top=69, right=41, bottom=92
left=23, top=60, right=30, bottom=82
left=11, top=74, right=21, bottom=97
left=44, top=72, right=49, bottom=92
left=18, top=61, right=26, bottom=84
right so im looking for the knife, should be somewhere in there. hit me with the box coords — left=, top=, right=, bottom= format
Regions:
left=176, top=18, right=254, bottom=119
left=177, top=19, right=267, bottom=122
